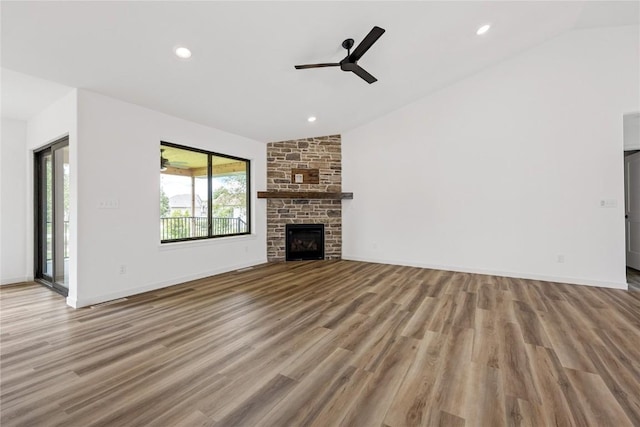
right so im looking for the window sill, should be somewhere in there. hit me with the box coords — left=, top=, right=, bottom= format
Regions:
left=158, top=234, right=257, bottom=251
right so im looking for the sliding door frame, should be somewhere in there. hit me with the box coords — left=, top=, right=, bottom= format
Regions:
left=34, top=136, right=69, bottom=296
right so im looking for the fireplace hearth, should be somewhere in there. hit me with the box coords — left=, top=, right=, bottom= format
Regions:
left=286, top=224, right=325, bottom=261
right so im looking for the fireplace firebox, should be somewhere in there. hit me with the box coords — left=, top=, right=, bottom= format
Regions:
left=286, top=224, right=325, bottom=261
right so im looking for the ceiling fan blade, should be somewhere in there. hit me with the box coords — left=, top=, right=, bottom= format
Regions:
left=348, top=26, right=385, bottom=62
left=294, top=63, right=340, bottom=69
left=351, top=65, right=377, bottom=84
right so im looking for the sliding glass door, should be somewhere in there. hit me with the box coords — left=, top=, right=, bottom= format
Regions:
left=35, top=137, right=70, bottom=295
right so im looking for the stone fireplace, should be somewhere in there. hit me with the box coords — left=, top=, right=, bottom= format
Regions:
left=265, top=135, right=343, bottom=262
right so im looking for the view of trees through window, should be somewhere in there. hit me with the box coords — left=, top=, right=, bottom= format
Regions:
left=160, top=143, right=249, bottom=241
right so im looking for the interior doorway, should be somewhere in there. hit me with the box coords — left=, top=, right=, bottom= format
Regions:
left=625, top=150, right=640, bottom=291
left=34, top=136, right=70, bottom=296
left=624, top=112, right=640, bottom=291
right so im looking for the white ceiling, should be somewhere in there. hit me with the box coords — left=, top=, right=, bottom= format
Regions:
left=1, top=1, right=638, bottom=142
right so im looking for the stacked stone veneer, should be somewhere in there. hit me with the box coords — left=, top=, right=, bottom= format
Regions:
left=267, top=134, right=342, bottom=261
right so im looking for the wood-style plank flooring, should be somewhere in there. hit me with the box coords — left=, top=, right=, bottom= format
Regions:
left=628, top=267, right=640, bottom=292
left=1, top=260, right=639, bottom=426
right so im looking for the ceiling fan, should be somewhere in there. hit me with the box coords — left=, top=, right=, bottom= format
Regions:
left=294, top=26, right=385, bottom=84
left=160, top=149, right=188, bottom=171
left=161, top=149, right=169, bottom=171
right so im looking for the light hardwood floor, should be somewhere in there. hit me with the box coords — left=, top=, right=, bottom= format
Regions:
left=1, top=260, right=639, bottom=426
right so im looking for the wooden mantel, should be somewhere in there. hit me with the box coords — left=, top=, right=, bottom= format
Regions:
left=257, top=191, right=353, bottom=200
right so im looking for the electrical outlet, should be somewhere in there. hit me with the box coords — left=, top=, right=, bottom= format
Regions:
left=556, top=255, right=565, bottom=264
left=599, top=199, right=617, bottom=208
left=119, top=265, right=127, bottom=275
left=98, top=198, right=120, bottom=209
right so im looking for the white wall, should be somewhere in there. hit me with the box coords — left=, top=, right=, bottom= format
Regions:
left=1, top=119, right=28, bottom=284
left=73, top=90, right=266, bottom=307
left=343, top=26, right=639, bottom=289
left=25, top=89, right=78, bottom=298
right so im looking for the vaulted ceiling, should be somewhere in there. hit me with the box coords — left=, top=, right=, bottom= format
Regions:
left=1, top=1, right=638, bottom=142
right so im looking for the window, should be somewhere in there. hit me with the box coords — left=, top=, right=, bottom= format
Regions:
left=160, top=142, right=250, bottom=242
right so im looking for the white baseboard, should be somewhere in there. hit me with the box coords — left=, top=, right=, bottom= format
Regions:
left=1, top=275, right=33, bottom=286
left=342, top=255, right=628, bottom=290
left=68, top=258, right=268, bottom=308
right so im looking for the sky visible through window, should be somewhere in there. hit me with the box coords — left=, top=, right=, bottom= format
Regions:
left=160, top=174, right=224, bottom=200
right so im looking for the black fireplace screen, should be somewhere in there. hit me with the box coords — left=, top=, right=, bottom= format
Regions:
left=286, top=224, right=325, bottom=261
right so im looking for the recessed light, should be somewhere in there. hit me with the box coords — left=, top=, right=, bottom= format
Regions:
left=307, top=116, right=317, bottom=123
left=175, top=46, right=192, bottom=59
left=476, top=24, right=491, bottom=35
